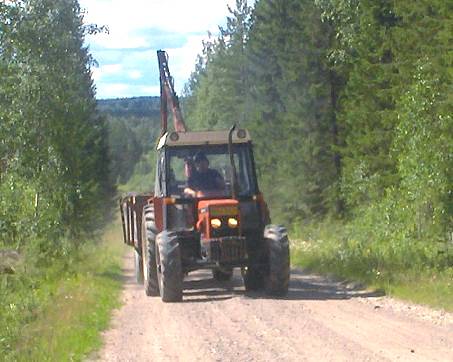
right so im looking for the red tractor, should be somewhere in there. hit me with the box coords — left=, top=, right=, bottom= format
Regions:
left=120, top=51, right=289, bottom=302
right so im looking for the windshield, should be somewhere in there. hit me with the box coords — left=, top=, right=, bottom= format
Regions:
left=166, top=144, right=256, bottom=198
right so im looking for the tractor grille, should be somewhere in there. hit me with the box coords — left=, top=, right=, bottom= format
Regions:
left=208, top=236, right=247, bottom=263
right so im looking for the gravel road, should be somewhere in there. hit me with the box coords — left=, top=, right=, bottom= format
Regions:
left=95, top=251, right=453, bottom=362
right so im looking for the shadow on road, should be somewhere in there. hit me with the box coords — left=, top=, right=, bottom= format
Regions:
left=115, top=253, right=384, bottom=303
left=182, top=270, right=245, bottom=303
left=181, top=268, right=384, bottom=303
left=266, top=269, right=384, bottom=301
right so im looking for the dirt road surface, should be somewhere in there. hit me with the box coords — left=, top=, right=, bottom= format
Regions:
left=95, top=251, right=453, bottom=362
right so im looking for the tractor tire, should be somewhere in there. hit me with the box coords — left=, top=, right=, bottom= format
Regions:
left=134, top=248, right=144, bottom=284
left=264, top=225, right=290, bottom=296
left=242, top=239, right=266, bottom=291
left=242, top=265, right=264, bottom=291
left=155, top=230, right=183, bottom=302
left=142, top=205, right=159, bottom=296
left=212, top=268, right=233, bottom=281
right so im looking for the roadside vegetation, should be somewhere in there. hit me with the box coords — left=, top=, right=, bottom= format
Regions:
left=1, top=223, right=126, bottom=361
left=291, top=219, right=453, bottom=311
left=182, top=0, right=452, bottom=310
left=0, top=1, right=124, bottom=360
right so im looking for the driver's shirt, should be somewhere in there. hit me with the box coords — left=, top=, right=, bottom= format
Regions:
left=188, top=169, right=222, bottom=191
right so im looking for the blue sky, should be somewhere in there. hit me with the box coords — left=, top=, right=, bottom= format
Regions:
left=79, top=0, right=244, bottom=99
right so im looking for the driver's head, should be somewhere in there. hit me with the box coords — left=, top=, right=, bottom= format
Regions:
left=194, top=152, right=209, bottom=172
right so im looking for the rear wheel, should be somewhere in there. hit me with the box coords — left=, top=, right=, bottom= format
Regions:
left=142, top=205, right=159, bottom=296
left=264, top=225, right=290, bottom=296
left=156, top=231, right=183, bottom=302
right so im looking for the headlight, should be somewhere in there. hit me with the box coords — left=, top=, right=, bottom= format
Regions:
left=227, top=217, right=238, bottom=228
left=210, top=218, right=222, bottom=229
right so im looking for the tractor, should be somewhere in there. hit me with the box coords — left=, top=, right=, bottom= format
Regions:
left=120, top=50, right=290, bottom=302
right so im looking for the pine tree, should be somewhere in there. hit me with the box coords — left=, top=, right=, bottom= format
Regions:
left=247, top=0, right=339, bottom=220
left=184, top=0, right=253, bottom=130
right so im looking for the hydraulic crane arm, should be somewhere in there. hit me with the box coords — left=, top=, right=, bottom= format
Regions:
left=157, top=50, right=187, bottom=135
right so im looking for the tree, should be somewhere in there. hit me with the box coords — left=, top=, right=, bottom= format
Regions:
left=0, top=0, right=113, bottom=254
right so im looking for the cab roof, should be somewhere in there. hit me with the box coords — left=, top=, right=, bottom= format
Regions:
left=157, top=129, right=251, bottom=149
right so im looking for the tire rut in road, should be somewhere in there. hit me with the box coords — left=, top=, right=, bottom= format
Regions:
left=96, top=251, right=453, bottom=362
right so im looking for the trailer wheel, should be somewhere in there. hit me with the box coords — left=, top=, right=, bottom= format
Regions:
left=134, top=248, right=144, bottom=284
left=212, top=268, right=233, bottom=281
left=155, top=231, right=183, bottom=302
left=264, top=225, right=290, bottom=296
left=142, top=206, right=159, bottom=296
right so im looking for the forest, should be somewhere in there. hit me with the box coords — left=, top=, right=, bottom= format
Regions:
left=0, top=0, right=451, bottom=358
left=0, top=1, right=118, bottom=358
left=99, top=97, right=160, bottom=186
left=181, top=0, right=452, bottom=291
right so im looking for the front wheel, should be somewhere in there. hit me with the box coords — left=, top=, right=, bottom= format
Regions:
left=242, top=265, right=264, bottom=291
left=156, top=231, right=183, bottom=302
left=264, top=225, right=290, bottom=296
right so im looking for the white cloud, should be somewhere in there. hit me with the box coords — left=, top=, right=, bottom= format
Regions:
left=91, top=63, right=122, bottom=83
left=96, top=83, right=130, bottom=98
left=94, top=83, right=162, bottom=99
left=101, top=63, right=123, bottom=74
left=166, top=34, right=212, bottom=91
left=80, top=0, right=237, bottom=36
left=80, top=0, right=256, bottom=98
left=137, top=85, right=161, bottom=95
left=128, top=70, right=143, bottom=80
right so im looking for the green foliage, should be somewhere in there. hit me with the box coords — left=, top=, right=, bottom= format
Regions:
left=98, top=97, right=160, bottom=186
left=118, top=149, right=156, bottom=194
left=393, top=61, right=452, bottom=243
left=183, top=0, right=253, bottom=131
left=291, top=217, right=453, bottom=310
left=184, top=0, right=452, bottom=295
left=1, top=222, right=125, bottom=361
left=1, top=0, right=114, bottom=255
left=97, top=96, right=160, bottom=118
left=184, top=0, right=341, bottom=222
left=1, top=2, right=117, bottom=357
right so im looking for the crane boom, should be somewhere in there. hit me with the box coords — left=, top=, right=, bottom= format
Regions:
left=157, top=50, right=187, bottom=135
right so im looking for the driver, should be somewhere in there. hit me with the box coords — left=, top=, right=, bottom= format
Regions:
left=184, top=152, right=224, bottom=197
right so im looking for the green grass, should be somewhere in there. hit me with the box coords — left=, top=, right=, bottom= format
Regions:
left=290, top=220, right=453, bottom=312
left=1, top=222, right=127, bottom=361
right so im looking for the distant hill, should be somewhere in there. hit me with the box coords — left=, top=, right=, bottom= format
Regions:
left=97, top=96, right=160, bottom=118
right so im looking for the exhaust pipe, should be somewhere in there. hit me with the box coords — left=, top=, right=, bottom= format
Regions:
left=228, top=124, right=239, bottom=200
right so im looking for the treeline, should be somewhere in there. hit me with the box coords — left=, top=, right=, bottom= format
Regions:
left=0, top=0, right=112, bottom=257
left=1, top=0, right=116, bottom=354
left=183, top=0, right=452, bottom=269
left=99, top=97, right=160, bottom=184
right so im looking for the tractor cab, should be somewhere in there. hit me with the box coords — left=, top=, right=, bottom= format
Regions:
left=160, top=129, right=257, bottom=199
left=153, top=129, right=267, bottom=266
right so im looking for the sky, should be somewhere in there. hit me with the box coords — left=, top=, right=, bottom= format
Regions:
left=79, top=0, right=242, bottom=99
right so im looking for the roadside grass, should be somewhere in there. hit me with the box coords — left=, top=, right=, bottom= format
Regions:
left=2, top=222, right=126, bottom=361
left=290, top=220, right=453, bottom=312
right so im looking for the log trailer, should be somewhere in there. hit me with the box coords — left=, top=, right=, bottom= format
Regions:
left=120, top=50, right=290, bottom=302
